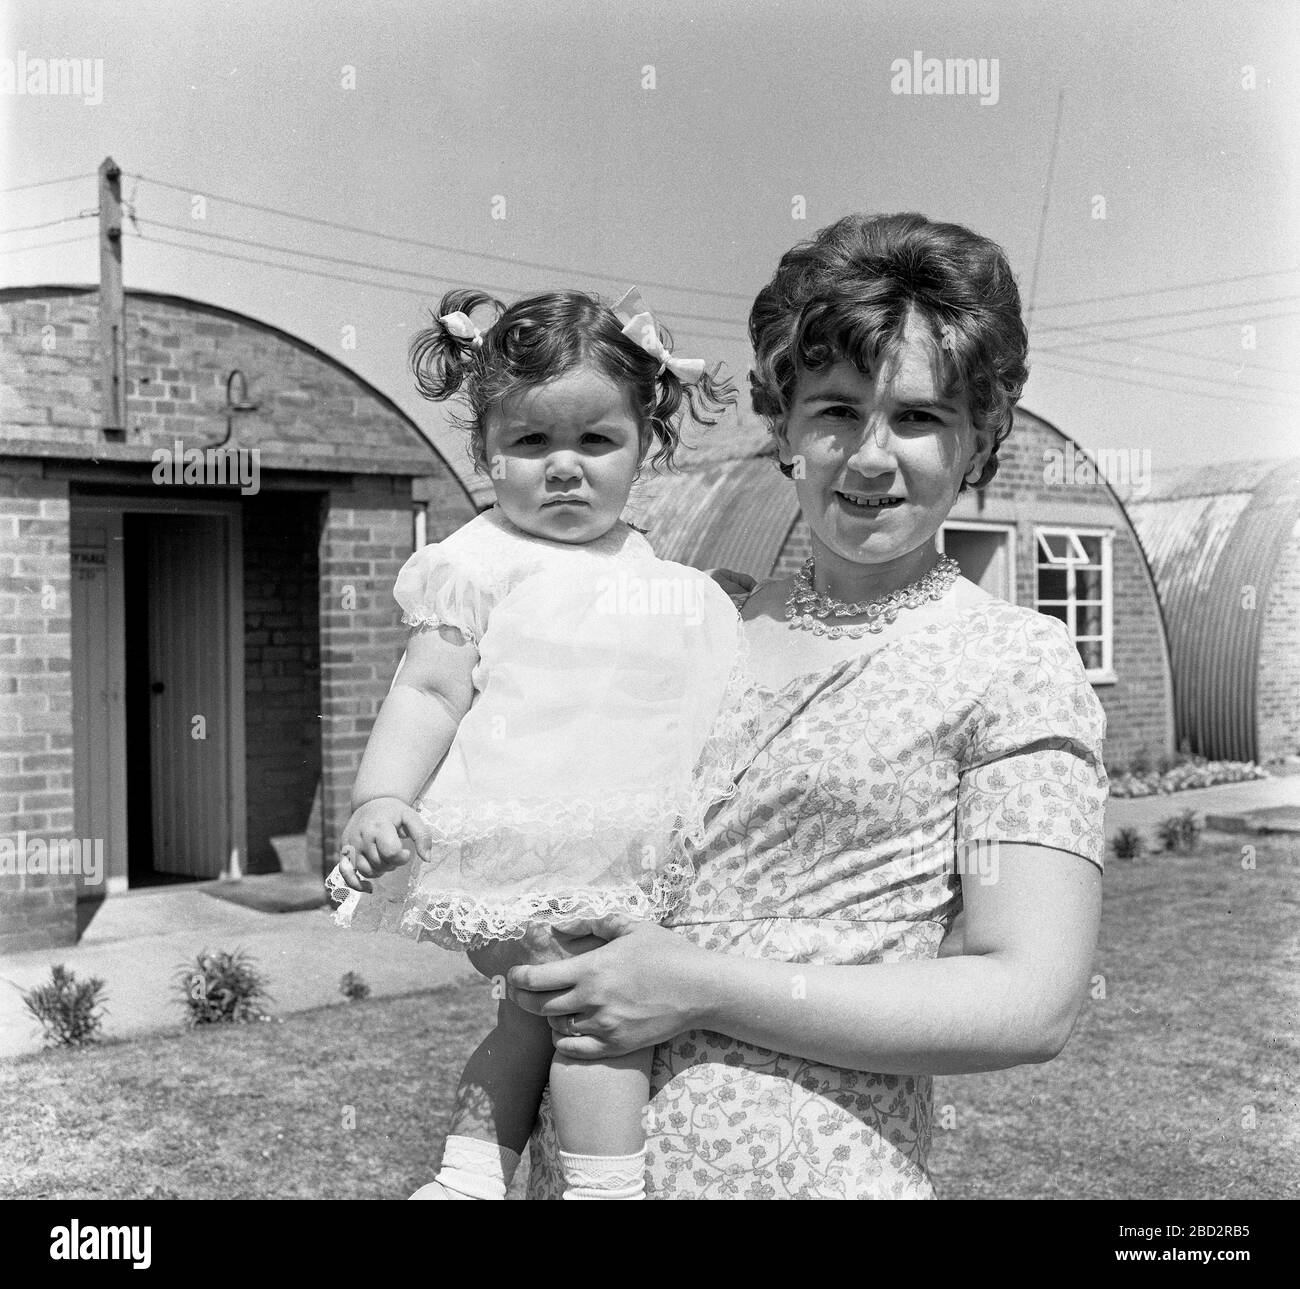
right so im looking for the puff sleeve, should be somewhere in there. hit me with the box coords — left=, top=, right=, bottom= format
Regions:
left=956, top=618, right=1109, bottom=870
left=392, top=540, right=499, bottom=646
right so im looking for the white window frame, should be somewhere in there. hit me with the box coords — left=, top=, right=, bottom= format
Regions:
left=1034, top=525, right=1115, bottom=684
left=938, top=521, right=1018, bottom=604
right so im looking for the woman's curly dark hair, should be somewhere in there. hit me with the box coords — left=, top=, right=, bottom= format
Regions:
left=410, top=289, right=736, bottom=474
left=748, top=212, right=1029, bottom=490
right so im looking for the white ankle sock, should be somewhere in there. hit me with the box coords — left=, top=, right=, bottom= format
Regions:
left=558, top=1148, right=647, bottom=1200
left=429, top=1134, right=521, bottom=1201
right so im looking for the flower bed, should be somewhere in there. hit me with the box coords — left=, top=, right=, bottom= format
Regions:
left=1106, top=758, right=1269, bottom=799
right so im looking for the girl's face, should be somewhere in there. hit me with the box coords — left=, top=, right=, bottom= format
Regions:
left=482, top=366, right=645, bottom=544
left=775, top=313, right=991, bottom=590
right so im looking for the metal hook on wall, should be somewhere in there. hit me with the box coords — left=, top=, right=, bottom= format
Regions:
left=212, top=369, right=261, bottom=449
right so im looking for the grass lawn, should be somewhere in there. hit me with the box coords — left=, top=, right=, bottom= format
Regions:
left=931, top=833, right=1299, bottom=1199
left=1, top=834, right=1296, bottom=1200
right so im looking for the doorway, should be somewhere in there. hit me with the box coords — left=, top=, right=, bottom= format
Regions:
left=940, top=522, right=1016, bottom=602
left=70, top=497, right=246, bottom=894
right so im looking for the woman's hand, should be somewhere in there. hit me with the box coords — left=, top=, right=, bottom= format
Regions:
left=335, top=797, right=431, bottom=892
left=505, top=915, right=712, bottom=1060
left=466, top=922, right=607, bottom=982
left=705, top=567, right=757, bottom=603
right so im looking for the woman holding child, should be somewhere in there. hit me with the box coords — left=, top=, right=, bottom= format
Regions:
left=512, top=211, right=1107, bottom=1199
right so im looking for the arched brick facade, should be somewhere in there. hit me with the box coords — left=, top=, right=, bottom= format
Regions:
left=0, top=286, right=475, bottom=952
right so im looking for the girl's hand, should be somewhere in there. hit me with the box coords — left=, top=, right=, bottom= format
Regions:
left=505, top=915, right=712, bottom=1060
left=705, top=567, right=757, bottom=602
left=335, top=797, right=432, bottom=892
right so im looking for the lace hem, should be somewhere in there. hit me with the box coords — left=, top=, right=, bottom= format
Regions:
left=400, top=609, right=480, bottom=644
left=324, top=858, right=695, bottom=950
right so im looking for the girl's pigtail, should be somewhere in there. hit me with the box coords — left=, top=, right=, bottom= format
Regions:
left=682, top=363, right=739, bottom=428
left=645, top=349, right=739, bottom=471
left=409, top=289, right=502, bottom=402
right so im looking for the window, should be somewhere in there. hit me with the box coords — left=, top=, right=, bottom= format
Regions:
left=1035, top=527, right=1113, bottom=680
left=939, top=523, right=1016, bottom=602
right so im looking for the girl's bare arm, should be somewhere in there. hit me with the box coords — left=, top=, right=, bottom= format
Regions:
left=350, top=624, right=478, bottom=810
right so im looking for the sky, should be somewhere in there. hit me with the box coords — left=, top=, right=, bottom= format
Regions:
left=2, top=0, right=1298, bottom=492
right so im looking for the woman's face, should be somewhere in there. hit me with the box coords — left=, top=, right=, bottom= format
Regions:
left=775, top=313, right=991, bottom=587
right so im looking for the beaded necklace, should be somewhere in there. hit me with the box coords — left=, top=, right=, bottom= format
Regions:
left=785, top=554, right=960, bottom=638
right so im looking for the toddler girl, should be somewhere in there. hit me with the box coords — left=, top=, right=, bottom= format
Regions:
left=326, top=286, right=756, bottom=1200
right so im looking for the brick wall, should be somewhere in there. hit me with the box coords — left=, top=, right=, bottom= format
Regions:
left=0, top=462, right=77, bottom=953
left=1, top=288, right=442, bottom=469
left=311, top=477, right=419, bottom=878
left=771, top=519, right=811, bottom=581
left=243, top=492, right=323, bottom=873
left=1258, top=522, right=1300, bottom=763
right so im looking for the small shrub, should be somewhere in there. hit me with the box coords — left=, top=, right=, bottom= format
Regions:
left=18, top=964, right=108, bottom=1048
left=1107, top=755, right=1268, bottom=798
left=1111, top=827, right=1145, bottom=860
left=1127, top=745, right=1153, bottom=776
left=174, top=948, right=272, bottom=1026
left=1155, top=808, right=1202, bottom=854
left=339, top=971, right=370, bottom=1002
left=1156, top=751, right=1179, bottom=775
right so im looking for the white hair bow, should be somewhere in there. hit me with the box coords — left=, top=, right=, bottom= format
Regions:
left=613, top=287, right=705, bottom=385
left=439, top=311, right=484, bottom=348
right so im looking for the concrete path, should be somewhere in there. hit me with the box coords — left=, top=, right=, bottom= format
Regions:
left=0, top=884, right=474, bottom=1062
left=1103, top=772, right=1300, bottom=836
left=4, top=774, right=1296, bottom=1063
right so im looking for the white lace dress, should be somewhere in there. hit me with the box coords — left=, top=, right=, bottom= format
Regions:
left=325, top=505, right=757, bottom=949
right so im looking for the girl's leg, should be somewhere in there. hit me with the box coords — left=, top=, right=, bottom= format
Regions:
left=549, top=1046, right=654, bottom=1200
left=448, top=997, right=555, bottom=1155
left=415, top=1000, right=554, bottom=1199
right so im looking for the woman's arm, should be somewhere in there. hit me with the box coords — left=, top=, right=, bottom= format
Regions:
left=507, top=842, right=1101, bottom=1076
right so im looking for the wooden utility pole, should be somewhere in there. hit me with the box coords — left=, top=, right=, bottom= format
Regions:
left=98, top=156, right=126, bottom=432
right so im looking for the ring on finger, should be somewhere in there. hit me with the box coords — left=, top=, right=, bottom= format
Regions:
left=565, top=1014, right=582, bottom=1037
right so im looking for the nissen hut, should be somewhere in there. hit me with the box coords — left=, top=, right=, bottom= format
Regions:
left=0, top=269, right=473, bottom=953
left=1125, top=458, right=1300, bottom=765
left=617, top=407, right=1175, bottom=767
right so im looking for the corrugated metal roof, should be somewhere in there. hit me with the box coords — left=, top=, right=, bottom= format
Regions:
left=624, top=454, right=799, bottom=575
left=1140, top=458, right=1290, bottom=501
left=1127, top=457, right=1300, bottom=761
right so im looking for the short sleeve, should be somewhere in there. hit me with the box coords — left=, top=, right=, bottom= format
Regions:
left=392, top=541, right=499, bottom=645
left=957, top=619, right=1109, bottom=870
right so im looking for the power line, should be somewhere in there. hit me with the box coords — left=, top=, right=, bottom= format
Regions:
left=1030, top=341, right=1298, bottom=397
left=1038, top=328, right=1299, bottom=380
left=1032, top=354, right=1299, bottom=411
left=0, top=173, right=96, bottom=196
left=1040, top=307, right=1300, bottom=348
left=0, top=231, right=99, bottom=256
left=126, top=173, right=1300, bottom=351
left=129, top=171, right=756, bottom=305
left=1034, top=292, right=1300, bottom=336
left=1031, top=266, right=1300, bottom=313
left=0, top=214, right=97, bottom=237
left=126, top=228, right=755, bottom=348
left=133, top=216, right=752, bottom=333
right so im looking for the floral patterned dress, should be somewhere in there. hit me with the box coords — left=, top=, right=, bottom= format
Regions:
left=525, top=596, right=1108, bottom=1199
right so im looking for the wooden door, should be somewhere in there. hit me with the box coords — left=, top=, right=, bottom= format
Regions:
left=146, top=514, right=233, bottom=878
left=69, top=507, right=128, bottom=895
